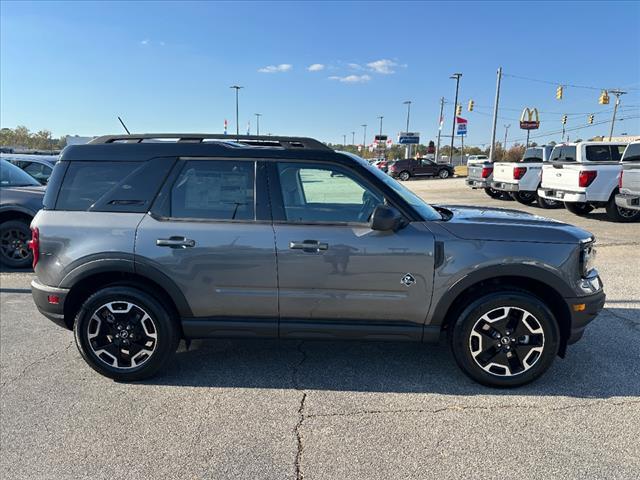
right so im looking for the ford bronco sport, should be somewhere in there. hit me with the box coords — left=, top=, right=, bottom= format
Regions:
left=30, top=134, right=605, bottom=387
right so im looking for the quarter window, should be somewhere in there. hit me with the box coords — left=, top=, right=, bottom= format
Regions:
left=170, top=160, right=255, bottom=220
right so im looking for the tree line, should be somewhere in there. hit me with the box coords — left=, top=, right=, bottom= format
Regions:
left=0, top=126, right=66, bottom=151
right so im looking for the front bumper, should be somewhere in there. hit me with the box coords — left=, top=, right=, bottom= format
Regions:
left=466, top=179, right=489, bottom=189
left=31, top=279, right=70, bottom=329
left=491, top=181, right=520, bottom=192
left=615, top=193, right=640, bottom=211
left=565, top=290, right=606, bottom=344
left=538, top=188, right=586, bottom=203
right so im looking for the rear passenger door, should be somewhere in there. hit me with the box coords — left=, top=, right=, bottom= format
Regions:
left=135, top=158, right=278, bottom=336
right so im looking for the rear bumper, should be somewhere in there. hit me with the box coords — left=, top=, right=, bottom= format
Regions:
left=466, top=179, right=489, bottom=189
left=491, top=181, right=519, bottom=192
left=615, top=193, right=640, bottom=211
left=565, top=289, right=606, bottom=345
left=538, top=188, right=586, bottom=203
left=31, top=279, right=70, bottom=329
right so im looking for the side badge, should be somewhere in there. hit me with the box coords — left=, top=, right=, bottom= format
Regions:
left=401, top=273, right=416, bottom=287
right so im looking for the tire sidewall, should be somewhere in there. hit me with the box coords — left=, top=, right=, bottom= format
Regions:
left=0, top=220, right=33, bottom=269
left=606, top=196, right=640, bottom=222
left=450, top=291, right=560, bottom=388
left=399, top=171, right=410, bottom=181
left=74, top=286, right=179, bottom=381
left=564, top=201, right=593, bottom=216
left=438, top=169, right=450, bottom=179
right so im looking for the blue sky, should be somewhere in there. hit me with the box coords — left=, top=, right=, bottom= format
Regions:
left=1, top=1, right=639, bottom=147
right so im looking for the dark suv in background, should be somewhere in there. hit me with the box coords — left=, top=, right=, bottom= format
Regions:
left=30, top=134, right=604, bottom=387
left=389, top=158, right=454, bottom=181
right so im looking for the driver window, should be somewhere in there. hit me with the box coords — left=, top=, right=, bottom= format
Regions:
left=277, top=163, right=384, bottom=223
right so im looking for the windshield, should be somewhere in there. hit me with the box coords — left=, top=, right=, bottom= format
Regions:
left=0, top=159, right=41, bottom=187
left=340, top=152, right=442, bottom=220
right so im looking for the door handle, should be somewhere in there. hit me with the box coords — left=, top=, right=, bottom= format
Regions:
left=156, top=236, right=196, bottom=248
left=289, top=240, right=329, bottom=252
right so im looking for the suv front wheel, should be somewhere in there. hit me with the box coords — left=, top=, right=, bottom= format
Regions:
left=74, top=286, right=180, bottom=381
left=450, top=291, right=559, bottom=388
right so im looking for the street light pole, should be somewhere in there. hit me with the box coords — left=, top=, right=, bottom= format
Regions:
left=343, top=134, right=347, bottom=146
left=230, top=85, right=243, bottom=137
left=449, top=73, right=462, bottom=165
left=403, top=101, right=412, bottom=158
left=255, top=113, right=262, bottom=136
left=377, top=116, right=384, bottom=136
left=609, top=89, right=626, bottom=141
left=503, top=124, right=510, bottom=150
left=361, top=124, right=367, bottom=159
left=435, top=97, right=445, bottom=162
left=351, top=131, right=355, bottom=145
left=488, top=67, right=502, bottom=163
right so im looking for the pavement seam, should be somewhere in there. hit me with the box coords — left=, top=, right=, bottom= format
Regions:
left=292, top=341, right=307, bottom=480
left=304, top=399, right=640, bottom=420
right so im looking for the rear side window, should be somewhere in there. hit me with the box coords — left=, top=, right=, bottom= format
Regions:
left=56, top=162, right=140, bottom=210
left=585, top=145, right=612, bottom=162
left=550, top=146, right=576, bottom=162
left=622, top=144, right=640, bottom=162
left=169, top=160, right=255, bottom=220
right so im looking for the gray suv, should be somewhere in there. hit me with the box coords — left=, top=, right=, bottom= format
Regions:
left=30, top=134, right=605, bottom=387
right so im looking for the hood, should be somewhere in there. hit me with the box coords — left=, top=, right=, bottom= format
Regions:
left=436, top=205, right=592, bottom=244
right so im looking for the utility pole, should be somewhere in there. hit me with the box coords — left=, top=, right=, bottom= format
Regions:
left=255, top=113, right=262, bottom=136
left=343, top=134, right=347, bottom=146
left=361, top=124, right=367, bottom=159
left=609, top=89, right=626, bottom=141
left=351, top=131, right=355, bottom=145
left=377, top=115, right=384, bottom=136
left=435, top=97, right=445, bottom=163
left=503, top=124, right=511, bottom=150
left=403, top=101, right=412, bottom=158
left=230, top=85, right=243, bottom=137
left=488, top=67, right=502, bottom=163
left=449, top=73, right=462, bottom=165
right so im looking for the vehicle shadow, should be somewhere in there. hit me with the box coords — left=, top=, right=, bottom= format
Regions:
left=144, top=307, right=640, bottom=399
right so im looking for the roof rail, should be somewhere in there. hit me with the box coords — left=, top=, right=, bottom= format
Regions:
left=88, top=133, right=332, bottom=151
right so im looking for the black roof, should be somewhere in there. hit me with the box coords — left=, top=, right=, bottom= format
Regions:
left=60, top=134, right=342, bottom=162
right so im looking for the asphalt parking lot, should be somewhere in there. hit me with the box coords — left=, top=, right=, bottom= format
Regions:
left=1, top=177, right=639, bottom=480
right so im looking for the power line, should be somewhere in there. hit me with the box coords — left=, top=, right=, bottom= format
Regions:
left=502, top=72, right=623, bottom=92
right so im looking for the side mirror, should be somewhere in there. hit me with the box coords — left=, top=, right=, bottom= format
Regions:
left=370, top=205, right=403, bottom=231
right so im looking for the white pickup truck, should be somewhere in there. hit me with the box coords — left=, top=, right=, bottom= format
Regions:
left=538, top=141, right=639, bottom=222
left=490, top=145, right=559, bottom=208
left=616, top=141, right=640, bottom=211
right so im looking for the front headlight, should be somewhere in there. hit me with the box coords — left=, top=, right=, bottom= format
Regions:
left=580, top=239, right=597, bottom=277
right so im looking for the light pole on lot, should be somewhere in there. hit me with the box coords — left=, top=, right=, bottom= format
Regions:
left=351, top=131, right=355, bottom=145
left=255, top=113, right=262, bottom=136
left=230, top=85, right=243, bottom=137
left=449, top=73, right=462, bottom=165
left=377, top=116, right=384, bottom=136
left=343, top=134, right=347, bottom=146
left=361, top=124, right=367, bottom=159
left=403, top=101, right=412, bottom=158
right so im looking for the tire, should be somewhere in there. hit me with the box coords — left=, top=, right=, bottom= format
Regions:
left=512, top=191, right=537, bottom=205
left=537, top=195, right=561, bottom=209
left=73, top=286, right=180, bottom=381
left=449, top=291, right=560, bottom=388
left=398, top=171, right=411, bottom=181
left=438, top=169, right=450, bottom=179
left=484, top=187, right=502, bottom=199
left=0, top=220, right=33, bottom=269
left=564, top=202, right=594, bottom=216
left=605, top=195, right=640, bottom=222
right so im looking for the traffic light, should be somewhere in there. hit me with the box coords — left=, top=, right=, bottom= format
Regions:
left=588, top=114, right=594, bottom=124
left=456, top=104, right=462, bottom=116
left=468, top=100, right=474, bottom=112
left=599, top=90, right=610, bottom=105
left=556, top=86, right=563, bottom=100
left=561, top=115, right=567, bottom=125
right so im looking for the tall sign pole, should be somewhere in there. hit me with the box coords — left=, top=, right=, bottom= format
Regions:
left=488, top=67, right=502, bottom=163
left=449, top=73, right=462, bottom=165
left=435, top=97, right=445, bottom=163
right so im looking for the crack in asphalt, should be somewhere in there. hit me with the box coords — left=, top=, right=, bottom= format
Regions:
left=291, top=342, right=307, bottom=480
left=603, top=309, right=640, bottom=332
left=0, top=339, right=74, bottom=390
left=305, top=399, right=640, bottom=420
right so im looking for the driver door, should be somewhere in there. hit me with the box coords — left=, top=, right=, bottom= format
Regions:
left=270, top=161, right=435, bottom=339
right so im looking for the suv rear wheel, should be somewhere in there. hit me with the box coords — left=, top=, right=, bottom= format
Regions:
left=0, top=220, right=33, bottom=269
left=605, top=195, right=640, bottom=222
left=74, top=286, right=180, bottom=381
left=450, top=291, right=559, bottom=388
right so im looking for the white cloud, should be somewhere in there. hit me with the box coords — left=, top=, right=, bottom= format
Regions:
left=367, top=59, right=398, bottom=74
left=258, top=64, right=293, bottom=73
left=307, top=63, right=325, bottom=72
left=140, top=39, right=150, bottom=46
left=348, top=63, right=363, bottom=70
left=329, top=74, right=371, bottom=84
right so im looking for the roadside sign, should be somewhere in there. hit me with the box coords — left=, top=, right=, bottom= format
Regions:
left=520, top=107, right=540, bottom=130
left=456, top=117, right=468, bottom=136
left=398, top=132, right=420, bottom=144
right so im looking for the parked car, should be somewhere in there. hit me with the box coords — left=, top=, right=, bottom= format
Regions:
left=491, top=146, right=560, bottom=208
left=31, top=134, right=604, bottom=387
left=467, top=154, right=489, bottom=165
left=466, top=160, right=504, bottom=198
left=616, top=141, right=640, bottom=211
left=389, top=158, right=454, bottom=181
left=373, top=159, right=392, bottom=173
left=538, top=141, right=638, bottom=222
left=1, top=154, right=57, bottom=185
left=0, top=159, right=45, bottom=268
